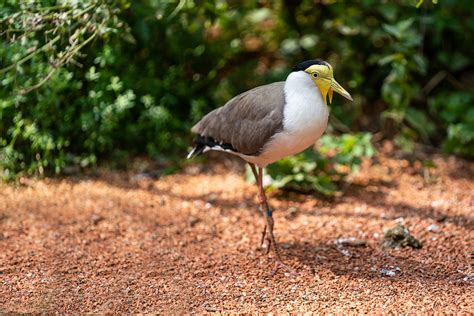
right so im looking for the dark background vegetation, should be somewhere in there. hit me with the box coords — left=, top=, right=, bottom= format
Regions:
left=1, top=0, right=473, bottom=190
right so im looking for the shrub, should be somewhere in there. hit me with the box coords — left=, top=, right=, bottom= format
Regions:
left=0, top=0, right=473, bottom=180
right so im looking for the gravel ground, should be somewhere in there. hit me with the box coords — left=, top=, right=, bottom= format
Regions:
left=1, top=148, right=473, bottom=313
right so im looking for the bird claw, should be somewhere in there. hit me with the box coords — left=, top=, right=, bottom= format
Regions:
left=259, top=227, right=297, bottom=276
left=271, top=260, right=298, bottom=277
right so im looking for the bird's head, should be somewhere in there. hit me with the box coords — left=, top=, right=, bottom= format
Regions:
left=293, top=59, right=353, bottom=105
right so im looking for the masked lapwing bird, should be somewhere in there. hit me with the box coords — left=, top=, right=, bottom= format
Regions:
left=188, top=59, right=353, bottom=273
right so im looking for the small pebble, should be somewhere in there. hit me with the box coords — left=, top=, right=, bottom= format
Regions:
left=187, top=216, right=200, bottom=227
left=286, top=207, right=298, bottom=219
left=336, top=237, right=367, bottom=247
left=427, top=224, right=440, bottom=232
left=380, top=267, right=401, bottom=277
left=395, top=217, right=404, bottom=224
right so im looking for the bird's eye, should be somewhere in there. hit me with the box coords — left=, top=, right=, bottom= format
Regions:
left=312, top=73, right=318, bottom=78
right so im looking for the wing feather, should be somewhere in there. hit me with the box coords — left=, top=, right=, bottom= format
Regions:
left=191, top=82, right=286, bottom=155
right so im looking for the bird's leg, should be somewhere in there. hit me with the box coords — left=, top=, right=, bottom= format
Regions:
left=259, top=204, right=269, bottom=253
left=256, top=167, right=279, bottom=257
left=256, top=167, right=297, bottom=276
left=249, top=163, right=267, bottom=249
left=248, top=163, right=297, bottom=275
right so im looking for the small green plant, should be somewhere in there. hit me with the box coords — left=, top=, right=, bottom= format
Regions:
left=265, top=133, right=375, bottom=195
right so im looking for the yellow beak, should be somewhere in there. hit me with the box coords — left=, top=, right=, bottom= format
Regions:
left=330, top=79, right=353, bottom=103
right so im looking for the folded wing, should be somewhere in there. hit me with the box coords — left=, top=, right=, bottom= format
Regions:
left=190, top=82, right=286, bottom=156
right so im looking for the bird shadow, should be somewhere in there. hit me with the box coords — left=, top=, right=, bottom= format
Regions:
left=98, top=172, right=473, bottom=231
left=341, top=180, right=472, bottom=229
left=278, top=239, right=471, bottom=285
left=42, top=167, right=473, bottom=232
left=270, top=177, right=472, bottom=230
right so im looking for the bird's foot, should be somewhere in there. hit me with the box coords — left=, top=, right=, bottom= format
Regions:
left=259, top=239, right=298, bottom=276
left=259, top=209, right=298, bottom=276
left=271, top=259, right=298, bottom=277
left=256, top=203, right=298, bottom=275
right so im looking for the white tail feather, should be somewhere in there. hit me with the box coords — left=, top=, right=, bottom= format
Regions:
left=186, top=147, right=197, bottom=159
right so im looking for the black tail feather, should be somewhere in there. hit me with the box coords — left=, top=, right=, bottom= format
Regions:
left=187, top=135, right=237, bottom=159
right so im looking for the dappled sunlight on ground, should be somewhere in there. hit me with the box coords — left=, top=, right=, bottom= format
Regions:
left=0, top=151, right=472, bottom=313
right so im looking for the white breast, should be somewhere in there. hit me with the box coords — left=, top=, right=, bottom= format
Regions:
left=242, top=71, right=329, bottom=167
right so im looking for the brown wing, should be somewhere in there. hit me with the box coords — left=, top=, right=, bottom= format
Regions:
left=191, top=82, right=286, bottom=155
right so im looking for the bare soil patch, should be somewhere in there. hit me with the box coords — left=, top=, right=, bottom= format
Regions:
left=1, top=149, right=473, bottom=313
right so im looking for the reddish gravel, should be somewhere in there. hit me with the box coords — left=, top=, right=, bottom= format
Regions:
left=1, top=148, right=473, bottom=313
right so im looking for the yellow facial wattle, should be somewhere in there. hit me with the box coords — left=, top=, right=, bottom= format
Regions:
left=304, top=63, right=353, bottom=104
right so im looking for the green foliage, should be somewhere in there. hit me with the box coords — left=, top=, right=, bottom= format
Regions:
left=0, top=0, right=473, bottom=180
left=266, top=133, right=375, bottom=195
left=1, top=1, right=130, bottom=179
left=429, top=92, right=474, bottom=157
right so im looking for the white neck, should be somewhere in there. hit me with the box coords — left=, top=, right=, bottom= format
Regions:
left=282, top=71, right=328, bottom=133
left=242, top=71, right=330, bottom=167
